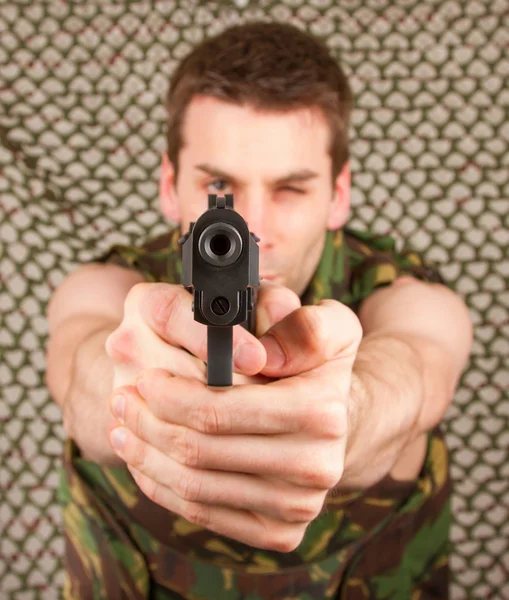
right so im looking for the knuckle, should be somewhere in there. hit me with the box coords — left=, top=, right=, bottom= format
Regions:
left=150, top=287, right=183, bottom=333
left=105, top=327, right=135, bottom=364
left=305, top=401, right=348, bottom=439
left=300, top=468, right=327, bottom=489
left=301, top=457, right=342, bottom=489
left=320, top=461, right=343, bottom=489
left=282, top=495, right=324, bottom=523
left=191, top=401, right=231, bottom=435
left=184, top=501, right=210, bottom=528
left=176, top=468, right=202, bottom=502
left=324, top=403, right=348, bottom=438
left=130, top=402, right=144, bottom=440
left=173, top=428, right=200, bottom=467
left=269, top=528, right=306, bottom=553
left=159, top=422, right=178, bottom=453
left=145, top=480, right=160, bottom=505
left=130, top=439, right=147, bottom=471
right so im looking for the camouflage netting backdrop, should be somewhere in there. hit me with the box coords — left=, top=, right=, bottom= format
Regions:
left=1, top=0, right=508, bottom=598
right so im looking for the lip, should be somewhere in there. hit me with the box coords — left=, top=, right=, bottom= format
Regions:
left=261, top=274, right=276, bottom=281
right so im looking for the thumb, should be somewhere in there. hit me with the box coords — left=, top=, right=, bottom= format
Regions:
left=259, top=299, right=363, bottom=379
left=255, top=280, right=301, bottom=338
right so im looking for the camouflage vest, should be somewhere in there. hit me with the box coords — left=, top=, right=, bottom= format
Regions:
left=58, top=225, right=451, bottom=600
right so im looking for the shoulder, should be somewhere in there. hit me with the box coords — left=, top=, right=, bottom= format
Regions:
left=89, top=225, right=181, bottom=283
left=343, top=226, right=446, bottom=307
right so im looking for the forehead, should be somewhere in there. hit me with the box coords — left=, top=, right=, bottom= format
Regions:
left=179, top=95, right=331, bottom=175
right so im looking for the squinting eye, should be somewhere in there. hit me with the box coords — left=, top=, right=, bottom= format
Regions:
left=280, top=187, right=305, bottom=194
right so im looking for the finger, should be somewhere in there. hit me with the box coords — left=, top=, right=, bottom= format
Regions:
left=105, top=324, right=267, bottom=387
left=116, top=379, right=345, bottom=488
left=255, top=280, right=301, bottom=338
left=135, top=368, right=347, bottom=438
left=107, top=394, right=323, bottom=522
left=106, top=323, right=207, bottom=385
left=258, top=299, right=363, bottom=378
left=126, top=464, right=309, bottom=552
left=125, top=447, right=323, bottom=523
left=116, top=414, right=343, bottom=489
left=130, top=282, right=266, bottom=376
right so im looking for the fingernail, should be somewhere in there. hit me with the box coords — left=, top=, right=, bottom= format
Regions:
left=110, top=427, right=127, bottom=451
left=260, top=335, right=286, bottom=370
left=112, top=395, right=125, bottom=423
left=233, top=342, right=261, bottom=371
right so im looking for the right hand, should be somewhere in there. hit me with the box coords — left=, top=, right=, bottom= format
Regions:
left=105, top=280, right=301, bottom=392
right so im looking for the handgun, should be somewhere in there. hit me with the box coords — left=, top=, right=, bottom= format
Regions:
left=178, top=193, right=260, bottom=387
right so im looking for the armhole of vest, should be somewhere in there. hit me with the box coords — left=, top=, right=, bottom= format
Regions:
left=83, top=227, right=179, bottom=282
left=84, top=245, right=154, bottom=285
left=356, top=252, right=447, bottom=291
left=86, top=246, right=136, bottom=271
left=346, top=229, right=450, bottom=313
left=394, top=250, right=448, bottom=287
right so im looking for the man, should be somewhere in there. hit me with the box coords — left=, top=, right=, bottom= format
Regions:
left=46, top=21, right=472, bottom=599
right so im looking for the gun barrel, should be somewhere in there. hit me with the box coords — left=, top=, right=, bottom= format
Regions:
left=179, top=193, right=260, bottom=386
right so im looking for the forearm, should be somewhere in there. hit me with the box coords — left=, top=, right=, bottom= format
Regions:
left=63, top=324, right=124, bottom=467
left=339, top=332, right=425, bottom=489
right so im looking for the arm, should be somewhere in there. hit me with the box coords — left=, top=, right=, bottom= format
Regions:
left=56, top=319, right=121, bottom=466
left=45, top=263, right=145, bottom=466
left=340, top=276, right=473, bottom=489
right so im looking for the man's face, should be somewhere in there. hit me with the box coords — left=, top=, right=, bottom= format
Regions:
left=160, top=95, right=350, bottom=297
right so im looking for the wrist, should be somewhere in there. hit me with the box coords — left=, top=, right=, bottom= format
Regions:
left=64, top=326, right=124, bottom=466
left=344, top=370, right=368, bottom=459
left=339, top=333, right=424, bottom=488
left=340, top=370, right=374, bottom=487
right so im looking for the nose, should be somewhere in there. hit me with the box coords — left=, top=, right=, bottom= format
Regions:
left=236, top=194, right=266, bottom=243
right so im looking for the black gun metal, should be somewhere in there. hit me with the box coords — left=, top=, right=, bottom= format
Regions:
left=178, top=193, right=260, bottom=386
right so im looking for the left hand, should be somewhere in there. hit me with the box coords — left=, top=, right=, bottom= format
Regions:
left=107, top=294, right=363, bottom=552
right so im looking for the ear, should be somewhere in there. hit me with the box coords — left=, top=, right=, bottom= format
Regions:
left=159, top=152, right=181, bottom=223
left=326, top=161, right=351, bottom=230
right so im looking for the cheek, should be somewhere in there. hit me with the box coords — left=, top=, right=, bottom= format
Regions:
left=273, top=200, right=327, bottom=242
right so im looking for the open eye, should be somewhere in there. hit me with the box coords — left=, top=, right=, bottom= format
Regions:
left=206, top=179, right=230, bottom=193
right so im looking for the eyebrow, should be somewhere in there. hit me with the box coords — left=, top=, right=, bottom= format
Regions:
left=194, top=163, right=319, bottom=185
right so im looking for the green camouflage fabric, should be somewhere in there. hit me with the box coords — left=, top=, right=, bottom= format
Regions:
left=58, top=225, right=450, bottom=599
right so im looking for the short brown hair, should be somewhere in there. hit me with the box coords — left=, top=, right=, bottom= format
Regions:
left=165, top=21, right=353, bottom=186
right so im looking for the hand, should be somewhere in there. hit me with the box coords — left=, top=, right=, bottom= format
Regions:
left=107, top=292, right=363, bottom=552
left=105, top=279, right=301, bottom=391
